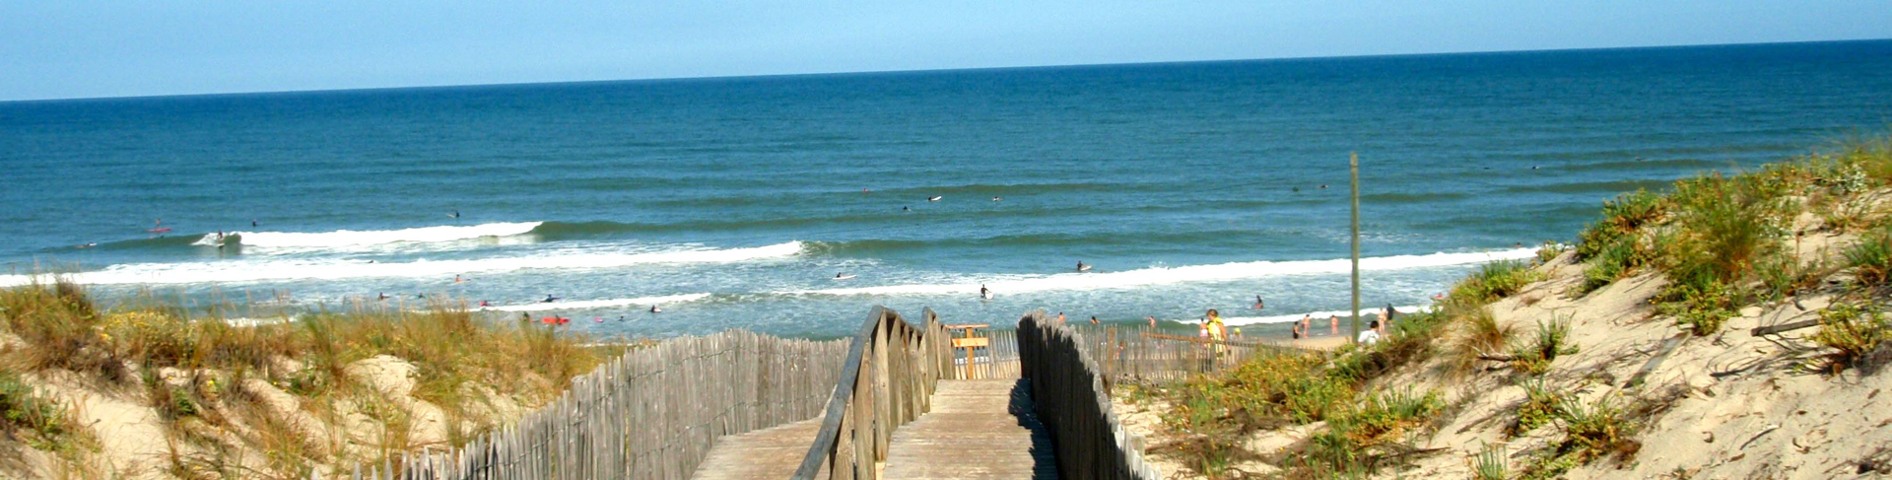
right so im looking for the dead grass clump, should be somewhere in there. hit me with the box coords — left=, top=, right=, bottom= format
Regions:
left=0, top=279, right=128, bottom=384
left=1451, top=306, right=1513, bottom=373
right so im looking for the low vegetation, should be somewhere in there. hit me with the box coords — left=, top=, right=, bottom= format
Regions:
left=1136, top=134, right=1892, bottom=479
left=1811, top=301, right=1890, bottom=373
left=1510, top=317, right=1578, bottom=376
left=1568, top=134, right=1892, bottom=337
left=0, top=278, right=611, bottom=478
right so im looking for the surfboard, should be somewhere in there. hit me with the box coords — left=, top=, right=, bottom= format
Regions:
left=833, top=274, right=857, bottom=280
left=147, top=227, right=172, bottom=234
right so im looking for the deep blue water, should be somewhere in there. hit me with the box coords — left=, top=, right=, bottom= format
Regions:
left=3, top=40, right=1890, bottom=337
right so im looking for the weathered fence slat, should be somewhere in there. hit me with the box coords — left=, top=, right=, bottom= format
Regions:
left=343, top=329, right=849, bottom=479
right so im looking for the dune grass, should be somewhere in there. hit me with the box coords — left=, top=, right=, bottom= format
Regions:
left=1567, top=133, right=1892, bottom=336
left=1811, top=301, right=1890, bottom=373
left=0, top=278, right=610, bottom=477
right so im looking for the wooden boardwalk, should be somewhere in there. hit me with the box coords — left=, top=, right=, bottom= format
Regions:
left=881, top=379, right=1058, bottom=479
left=690, top=416, right=826, bottom=480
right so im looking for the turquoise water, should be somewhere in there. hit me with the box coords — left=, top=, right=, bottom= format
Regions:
left=3, top=40, right=1890, bottom=337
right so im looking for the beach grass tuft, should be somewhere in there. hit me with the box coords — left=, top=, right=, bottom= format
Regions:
left=1507, top=377, right=1561, bottom=437
left=1451, top=306, right=1512, bottom=373
left=1510, top=317, right=1577, bottom=375
left=1471, top=442, right=1509, bottom=480
left=1452, top=259, right=1544, bottom=305
left=1811, top=301, right=1891, bottom=373
left=1846, top=223, right=1892, bottom=286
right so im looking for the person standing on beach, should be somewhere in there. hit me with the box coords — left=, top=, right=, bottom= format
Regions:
left=1204, top=309, right=1228, bottom=355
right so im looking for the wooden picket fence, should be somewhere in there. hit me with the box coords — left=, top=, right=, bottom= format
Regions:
left=337, top=329, right=850, bottom=480
left=1017, top=311, right=1162, bottom=479
left=944, top=322, right=1307, bottom=386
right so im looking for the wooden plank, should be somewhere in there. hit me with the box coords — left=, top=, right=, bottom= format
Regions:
left=951, top=337, right=989, bottom=348
left=881, top=380, right=1057, bottom=479
left=690, top=417, right=827, bottom=480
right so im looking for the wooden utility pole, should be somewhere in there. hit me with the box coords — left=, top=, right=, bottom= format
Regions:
left=1350, top=152, right=1361, bottom=343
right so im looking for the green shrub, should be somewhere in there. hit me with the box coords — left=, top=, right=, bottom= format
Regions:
left=1578, top=233, right=1651, bottom=295
left=1835, top=134, right=1892, bottom=186
left=1535, top=242, right=1570, bottom=265
left=1662, top=173, right=1789, bottom=287
left=1811, top=302, right=1890, bottom=372
left=1576, top=189, right=1666, bottom=261
left=0, top=368, right=77, bottom=450
left=1508, top=377, right=1561, bottom=437
left=1302, top=388, right=1444, bottom=476
left=1553, top=395, right=1638, bottom=463
left=1847, top=224, right=1892, bottom=286
left=1657, top=278, right=1737, bottom=336
left=1451, top=259, right=1546, bottom=306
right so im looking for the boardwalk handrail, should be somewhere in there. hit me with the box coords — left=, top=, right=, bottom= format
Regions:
left=792, top=306, right=951, bottom=479
left=1018, top=311, right=1162, bottom=480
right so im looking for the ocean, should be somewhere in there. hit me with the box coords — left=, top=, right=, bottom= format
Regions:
left=3, top=40, right=1890, bottom=338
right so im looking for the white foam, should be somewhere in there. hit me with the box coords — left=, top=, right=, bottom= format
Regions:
left=226, top=222, right=544, bottom=253
left=1215, top=304, right=1432, bottom=326
left=481, top=293, right=712, bottom=313
left=792, top=248, right=1538, bottom=297
left=0, top=242, right=803, bottom=287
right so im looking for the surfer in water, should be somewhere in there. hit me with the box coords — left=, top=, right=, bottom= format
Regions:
left=1253, top=295, right=1265, bottom=310
left=928, top=195, right=942, bottom=202
left=1076, top=261, right=1091, bottom=272
left=542, top=294, right=559, bottom=303
left=649, top=305, right=662, bottom=313
left=979, top=284, right=992, bottom=300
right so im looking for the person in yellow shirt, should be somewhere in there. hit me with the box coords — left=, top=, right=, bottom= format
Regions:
left=1204, top=308, right=1228, bottom=357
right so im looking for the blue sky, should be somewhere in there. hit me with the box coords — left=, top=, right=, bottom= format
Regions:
left=3, top=1, right=1888, bottom=101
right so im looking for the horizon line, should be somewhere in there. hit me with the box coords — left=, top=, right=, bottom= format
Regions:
left=6, top=37, right=1888, bottom=104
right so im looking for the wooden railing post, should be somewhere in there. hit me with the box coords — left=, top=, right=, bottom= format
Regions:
left=794, top=306, right=955, bottom=480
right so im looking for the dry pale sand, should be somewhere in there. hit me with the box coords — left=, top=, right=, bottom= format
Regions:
left=1120, top=206, right=1892, bottom=479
